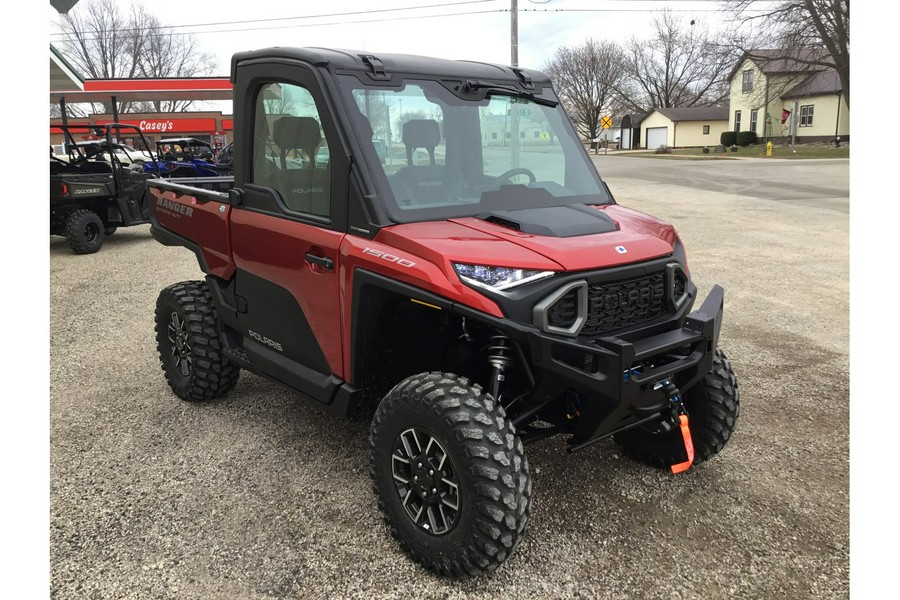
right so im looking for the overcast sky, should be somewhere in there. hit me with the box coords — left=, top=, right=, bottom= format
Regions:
left=48, top=0, right=731, bottom=76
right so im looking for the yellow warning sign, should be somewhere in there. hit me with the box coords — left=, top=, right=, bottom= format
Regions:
left=600, top=115, right=613, bottom=129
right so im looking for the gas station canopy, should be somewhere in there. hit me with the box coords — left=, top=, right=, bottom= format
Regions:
left=50, top=76, right=233, bottom=104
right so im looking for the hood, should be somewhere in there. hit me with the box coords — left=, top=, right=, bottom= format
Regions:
left=375, top=204, right=677, bottom=273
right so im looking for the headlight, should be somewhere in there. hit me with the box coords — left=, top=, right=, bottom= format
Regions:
left=453, top=263, right=554, bottom=291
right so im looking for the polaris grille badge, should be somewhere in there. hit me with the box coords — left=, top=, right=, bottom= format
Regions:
left=615, top=246, right=627, bottom=254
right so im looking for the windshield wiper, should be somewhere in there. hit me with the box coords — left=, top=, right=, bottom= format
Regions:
left=462, top=80, right=558, bottom=107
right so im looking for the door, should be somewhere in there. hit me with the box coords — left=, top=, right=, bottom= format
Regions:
left=228, top=65, right=349, bottom=402
left=646, top=126, right=667, bottom=150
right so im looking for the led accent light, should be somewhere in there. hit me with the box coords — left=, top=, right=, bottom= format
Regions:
left=453, top=263, right=554, bottom=291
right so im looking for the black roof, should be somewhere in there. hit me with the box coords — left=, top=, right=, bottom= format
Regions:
left=231, top=47, right=551, bottom=85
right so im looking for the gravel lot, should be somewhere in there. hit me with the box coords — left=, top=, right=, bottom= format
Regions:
left=50, top=157, right=849, bottom=599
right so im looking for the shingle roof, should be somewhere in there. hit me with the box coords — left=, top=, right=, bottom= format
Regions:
left=729, top=48, right=833, bottom=82
left=781, top=69, right=842, bottom=99
left=653, top=106, right=729, bottom=122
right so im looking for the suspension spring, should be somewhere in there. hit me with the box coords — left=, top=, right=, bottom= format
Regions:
left=487, top=334, right=515, bottom=401
left=487, top=335, right=515, bottom=371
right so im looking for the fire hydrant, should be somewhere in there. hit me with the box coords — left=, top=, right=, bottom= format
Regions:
left=766, top=141, right=773, bottom=157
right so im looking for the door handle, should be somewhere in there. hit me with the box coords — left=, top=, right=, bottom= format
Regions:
left=305, top=252, right=334, bottom=271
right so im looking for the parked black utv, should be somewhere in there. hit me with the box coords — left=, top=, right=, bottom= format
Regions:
left=50, top=124, right=159, bottom=254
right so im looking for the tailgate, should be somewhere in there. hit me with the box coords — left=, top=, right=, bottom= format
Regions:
left=51, top=175, right=114, bottom=200
left=148, top=178, right=235, bottom=279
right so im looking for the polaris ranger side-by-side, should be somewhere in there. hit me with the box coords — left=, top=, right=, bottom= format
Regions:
left=50, top=124, right=159, bottom=254
left=148, top=48, right=739, bottom=576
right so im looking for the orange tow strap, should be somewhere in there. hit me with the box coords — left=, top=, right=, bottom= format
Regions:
left=670, top=414, right=695, bottom=474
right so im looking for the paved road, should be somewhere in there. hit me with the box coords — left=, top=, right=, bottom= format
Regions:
left=50, top=157, right=849, bottom=599
left=593, top=155, right=849, bottom=212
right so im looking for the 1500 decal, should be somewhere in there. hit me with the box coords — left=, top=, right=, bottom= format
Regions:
left=363, top=248, right=416, bottom=268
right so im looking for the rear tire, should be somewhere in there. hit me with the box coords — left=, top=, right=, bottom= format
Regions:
left=64, top=209, right=104, bottom=254
left=614, top=349, right=739, bottom=468
left=369, top=372, right=531, bottom=576
left=155, top=281, right=239, bottom=401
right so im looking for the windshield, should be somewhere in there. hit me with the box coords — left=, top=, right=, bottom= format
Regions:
left=337, top=76, right=610, bottom=223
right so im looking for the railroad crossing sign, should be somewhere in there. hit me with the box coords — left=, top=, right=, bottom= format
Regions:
left=600, top=115, right=613, bottom=129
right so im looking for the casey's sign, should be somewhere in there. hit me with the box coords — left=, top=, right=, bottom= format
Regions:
left=94, top=117, right=217, bottom=134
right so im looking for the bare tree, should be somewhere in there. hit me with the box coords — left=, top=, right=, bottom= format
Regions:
left=54, top=0, right=217, bottom=114
left=620, top=10, right=737, bottom=111
left=725, top=1, right=849, bottom=107
left=544, top=39, right=626, bottom=141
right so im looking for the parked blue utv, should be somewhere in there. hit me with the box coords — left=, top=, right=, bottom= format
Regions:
left=145, top=138, right=220, bottom=177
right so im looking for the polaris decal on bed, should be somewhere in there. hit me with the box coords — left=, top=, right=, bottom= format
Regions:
left=156, top=196, right=194, bottom=218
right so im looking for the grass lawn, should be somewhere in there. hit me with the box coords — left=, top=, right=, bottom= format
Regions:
left=618, top=144, right=850, bottom=160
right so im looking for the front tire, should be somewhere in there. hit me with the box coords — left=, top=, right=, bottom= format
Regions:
left=369, top=372, right=531, bottom=577
left=64, top=209, right=104, bottom=254
left=155, top=281, right=239, bottom=401
left=614, top=349, right=739, bottom=468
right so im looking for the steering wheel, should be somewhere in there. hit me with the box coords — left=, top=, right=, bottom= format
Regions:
left=483, top=167, right=536, bottom=191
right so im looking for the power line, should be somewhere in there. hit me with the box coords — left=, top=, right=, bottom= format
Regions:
left=52, top=8, right=504, bottom=43
left=53, top=5, right=747, bottom=43
left=49, top=0, right=500, bottom=38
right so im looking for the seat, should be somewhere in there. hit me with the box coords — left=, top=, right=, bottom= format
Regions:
left=394, top=119, right=447, bottom=205
left=270, top=116, right=330, bottom=216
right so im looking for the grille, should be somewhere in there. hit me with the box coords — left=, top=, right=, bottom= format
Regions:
left=547, top=272, right=669, bottom=337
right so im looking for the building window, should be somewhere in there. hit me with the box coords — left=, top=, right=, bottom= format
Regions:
left=491, top=132, right=498, bottom=140
left=750, top=109, right=758, bottom=133
left=734, top=110, right=742, bottom=132
left=742, top=70, right=754, bottom=93
left=703, top=125, right=710, bottom=135
left=800, top=105, right=814, bottom=127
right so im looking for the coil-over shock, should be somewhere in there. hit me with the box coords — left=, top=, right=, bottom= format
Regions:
left=486, top=334, right=514, bottom=401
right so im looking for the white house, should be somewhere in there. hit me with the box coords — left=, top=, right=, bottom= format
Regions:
left=728, top=49, right=849, bottom=142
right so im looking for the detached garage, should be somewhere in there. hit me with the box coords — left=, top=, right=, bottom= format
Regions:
left=645, top=127, right=668, bottom=150
left=641, top=106, right=729, bottom=149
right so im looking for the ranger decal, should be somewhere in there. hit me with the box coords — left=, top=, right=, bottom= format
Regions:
left=156, top=197, right=194, bottom=218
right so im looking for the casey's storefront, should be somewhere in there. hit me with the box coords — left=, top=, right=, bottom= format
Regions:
left=50, top=112, right=234, bottom=152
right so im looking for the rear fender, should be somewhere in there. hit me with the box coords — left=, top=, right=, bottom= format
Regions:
left=148, top=181, right=235, bottom=278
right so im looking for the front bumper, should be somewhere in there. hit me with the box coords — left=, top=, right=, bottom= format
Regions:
left=459, top=284, right=725, bottom=452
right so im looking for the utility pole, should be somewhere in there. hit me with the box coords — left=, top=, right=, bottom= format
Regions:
left=511, top=0, right=518, bottom=67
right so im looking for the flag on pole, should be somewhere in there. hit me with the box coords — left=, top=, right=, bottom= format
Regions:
left=781, top=109, right=791, bottom=124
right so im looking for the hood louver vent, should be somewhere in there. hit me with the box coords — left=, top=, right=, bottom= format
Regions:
left=484, top=215, right=522, bottom=231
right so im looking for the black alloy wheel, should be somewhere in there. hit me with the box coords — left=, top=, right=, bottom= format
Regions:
left=154, top=281, right=240, bottom=402
left=391, top=426, right=460, bottom=536
left=370, top=372, right=531, bottom=577
left=167, top=310, right=192, bottom=378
